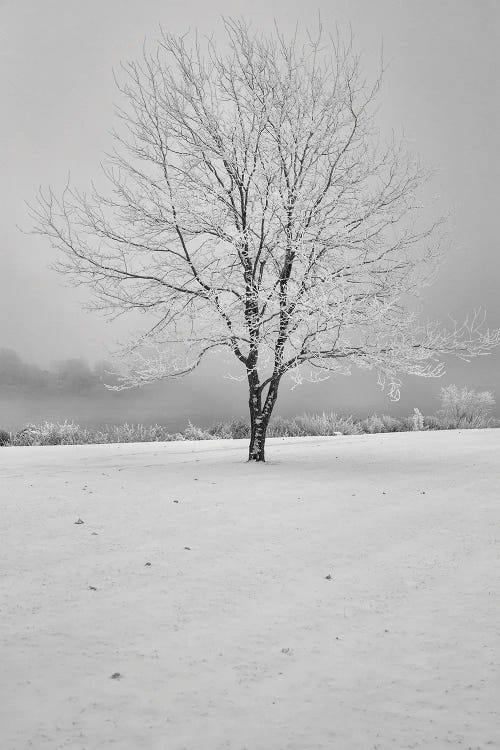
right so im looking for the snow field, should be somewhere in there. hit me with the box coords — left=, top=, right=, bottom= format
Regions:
left=1, top=431, right=499, bottom=749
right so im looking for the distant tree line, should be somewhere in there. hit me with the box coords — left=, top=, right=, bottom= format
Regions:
left=0, top=349, right=117, bottom=395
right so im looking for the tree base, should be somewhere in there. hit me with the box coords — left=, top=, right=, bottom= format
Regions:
left=248, top=439, right=266, bottom=462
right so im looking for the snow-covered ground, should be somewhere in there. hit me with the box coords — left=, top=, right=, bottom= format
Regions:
left=1, top=430, right=499, bottom=750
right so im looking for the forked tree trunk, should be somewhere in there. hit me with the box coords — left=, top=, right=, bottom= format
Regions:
left=248, top=377, right=280, bottom=462
left=248, top=404, right=272, bottom=461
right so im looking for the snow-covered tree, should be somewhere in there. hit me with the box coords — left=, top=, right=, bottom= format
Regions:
left=31, top=20, right=499, bottom=460
left=438, top=385, right=496, bottom=429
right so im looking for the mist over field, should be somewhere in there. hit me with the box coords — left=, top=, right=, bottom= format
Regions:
left=0, top=348, right=235, bottom=432
left=1, top=347, right=498, bottom=433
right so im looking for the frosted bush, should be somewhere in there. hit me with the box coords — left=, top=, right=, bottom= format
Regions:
left=183, top=421, right=216, bottom=440
left=207, top=420, right=246, bottom=439
left=379, top=415, right=404, bottom=432
left=269, top=413, right=360, bottom=436
left=227, top=418, right=251, bottom=439
left=423, top=415, right=442, bottom=431
left=360, top=415, right=384, bottom=434
left=300, top=412, right=361, bottom=436
left=412, top=408, right=424, bottom=431
left=10, top=421, right=180, bottom=446
left=267, top=417, right=299, bottom=437
left=12, top=422, right=82, bottom=446
left=359, top=414, right=404, bottom=434
left=0, top=429, right=11, bottom=446
left=438, top=385, right=495, bottom=429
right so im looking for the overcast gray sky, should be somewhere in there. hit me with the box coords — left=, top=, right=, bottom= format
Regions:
left=0, top=0, right=498, bottom=415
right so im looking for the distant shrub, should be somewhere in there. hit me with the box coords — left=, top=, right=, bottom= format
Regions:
left=183, top=421, right=216, bottom=440
left=423, top=415, right=443, bottom=431
left=227, top=417, right=251, bottom=439
left=13, top=425, right=44, bottom=446
left=304, top=412, right=361, bottom=435
left=359, top=414, right=403, bottom=434
left=11, top=421, right=179, bottom=446
left=437, top=385, right=496, bottom=429
left=206, top=417, right=249, bottom=439
left=268, top=412, right=360, bottom=437
left=207, top=418, right=250, bottom=439
left=359, top=415, right=384, bottom=434
left=267, top=416, right=299, bottom=437
left=412, top=408, right=424, bottom=431
left=103, top=423, right=175, bottom=443
left=0, top=429, right=11, bottom=446
left=398, top=415, right=412, bottom=432
left=381, top=415, right=404, bottom=432
left=207, top=421, right=232, bottom=439
left=13, top=421, right=86, bottom=446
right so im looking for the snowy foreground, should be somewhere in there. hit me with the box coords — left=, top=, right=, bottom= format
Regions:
left=1, top=431, right=499, bottom=750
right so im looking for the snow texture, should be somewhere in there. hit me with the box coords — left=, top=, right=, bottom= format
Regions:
left=1, top=430, right=499, bottom=749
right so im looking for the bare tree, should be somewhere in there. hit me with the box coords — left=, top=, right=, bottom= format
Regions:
left=30, top=20, right=499, bottom=460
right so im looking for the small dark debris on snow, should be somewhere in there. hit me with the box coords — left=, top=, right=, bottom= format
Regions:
left=325, top=574, right=333, bottom=580
left=420, top=491, right=426, bottom=494
left=74, top=518, right=84, bottom=525
left=88, top=586, right=97, bottom=591
left=91, top=532, right=99, bottom=536
left=110, top=672, right=122, bottom=680
left=145, top=562, right=152, bottom=567
left=281, top=648, right=290, bottom=654
left=184, top=546, right=191, bottom=551
left=173, top=500, right=179, bottom=503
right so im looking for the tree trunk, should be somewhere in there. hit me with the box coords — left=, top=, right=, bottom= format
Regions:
left=247, top=376, right=280, bottom=462
left=248, top=419, right=268, bottom=461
